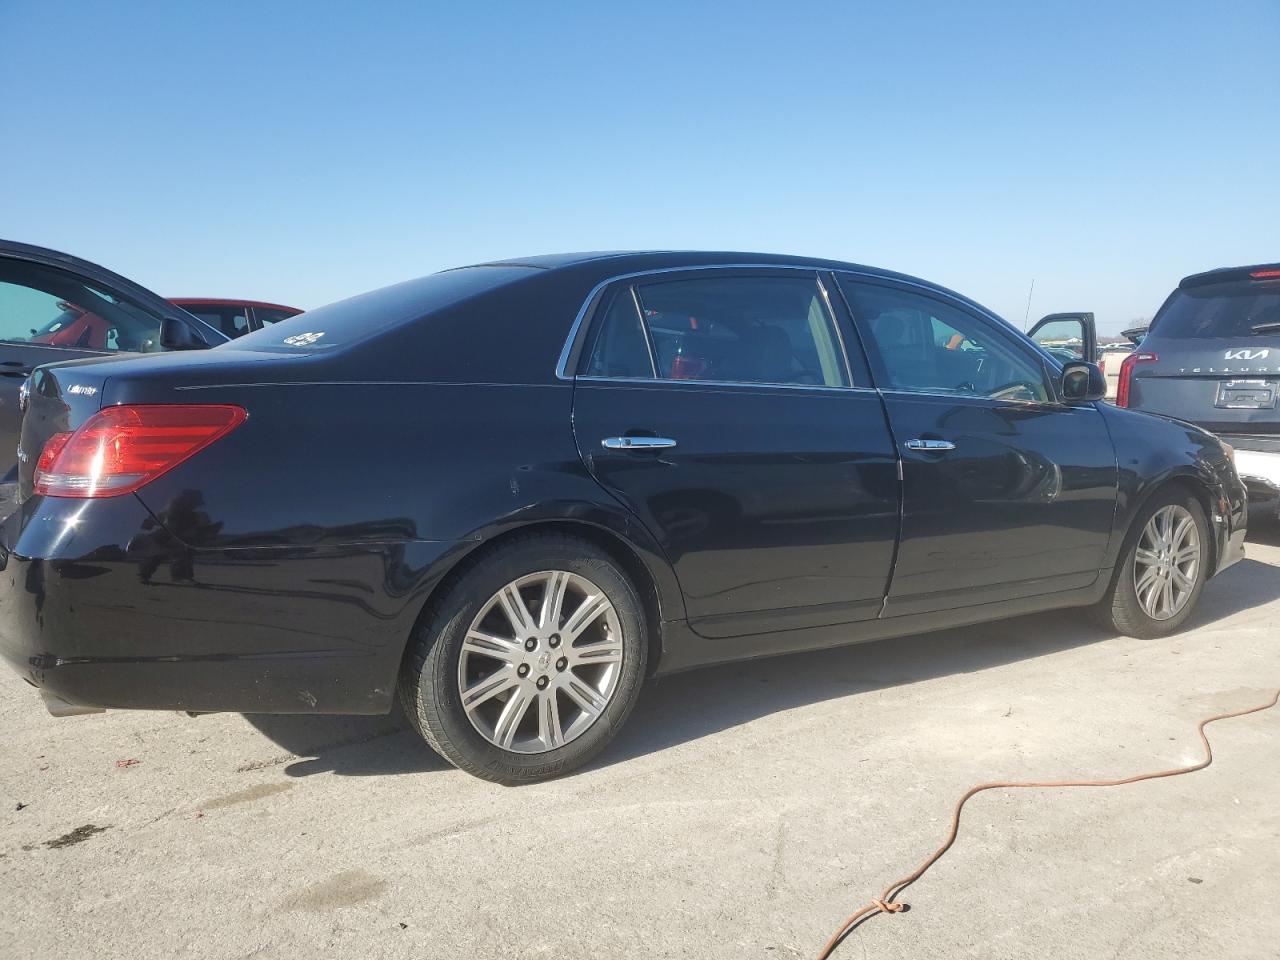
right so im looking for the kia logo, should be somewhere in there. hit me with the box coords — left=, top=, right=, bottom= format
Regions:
left=1224, top=348, right=1270, bottom=360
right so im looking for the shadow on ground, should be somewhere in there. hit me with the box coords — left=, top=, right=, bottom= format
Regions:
left=242, top=551, right=1280, bottom=778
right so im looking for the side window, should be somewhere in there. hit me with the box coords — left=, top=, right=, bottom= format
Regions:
left=632, top=274, right=850, bottom=387
left=1029, top=317, right=1087, bottom=362
left=254, top=307, right=297, bottom=327
left=841, top=280, right=1049, bottom=402
left=0, top=260, right=162, bottom=352
left=182, top=307, right=249, bottom=338
left=583, top=288, right=655, bottom=379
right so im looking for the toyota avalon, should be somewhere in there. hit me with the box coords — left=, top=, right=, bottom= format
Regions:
left=0, top=252, right=1247, bottom=783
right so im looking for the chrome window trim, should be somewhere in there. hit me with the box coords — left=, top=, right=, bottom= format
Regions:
left=628, top=284, right=659, bottom=379
left=876, top=387, right=1094, bottom=411
left=575, top=374, right=878, bottom=395
left=556, top=263, right=858, bottom=389
left=813, top=273, right=855, bottom=388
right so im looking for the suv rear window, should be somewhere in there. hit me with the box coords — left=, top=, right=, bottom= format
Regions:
left=1152, top=280, right=1280, bottom=340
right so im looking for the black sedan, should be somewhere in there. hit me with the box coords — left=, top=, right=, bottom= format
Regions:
left=0, top=252, right=1248, bottom=783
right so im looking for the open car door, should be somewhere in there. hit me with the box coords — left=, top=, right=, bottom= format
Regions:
left=0, top=239, right=229, bottom=481
left=1029, top=312, right=1097, bottom=365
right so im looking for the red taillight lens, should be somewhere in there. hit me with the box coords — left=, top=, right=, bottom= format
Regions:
left=35, top=432, right=72, bottom=478
left=1115, top=351, right=1157, bottom=408
left=1249, top=269, right=1280, bottom=279
left=33, top=404, right=246, bottom=498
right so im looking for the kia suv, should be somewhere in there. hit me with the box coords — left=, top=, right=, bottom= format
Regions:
left=1117, top=264, right=1280, bottom=521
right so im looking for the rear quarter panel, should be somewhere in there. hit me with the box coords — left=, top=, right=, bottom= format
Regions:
left=94, top=376, right=684, bottom=694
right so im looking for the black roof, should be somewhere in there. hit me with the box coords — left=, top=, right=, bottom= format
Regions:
left=1181, top=262, right=1280, bottom=288
left=462, top=250, right=1005, bottom=328
left=469, top=249, right=909, bottom=277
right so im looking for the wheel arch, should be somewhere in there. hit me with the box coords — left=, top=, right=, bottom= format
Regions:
left=399, top=513, right=681, bottom=682
left=1121, top=469, right=1221, bottom=576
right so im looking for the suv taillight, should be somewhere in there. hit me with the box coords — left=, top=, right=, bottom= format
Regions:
left=33, top=404, right=246, bottom=498
left=1115, top=352, right=1157, bottom=408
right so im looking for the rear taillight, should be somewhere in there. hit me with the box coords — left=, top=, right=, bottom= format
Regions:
left=1249, top=269, right=1280, bottom=279
left=33, top=404, right=246, bottom=498
left=1115, top=351, right=1157, bottom=408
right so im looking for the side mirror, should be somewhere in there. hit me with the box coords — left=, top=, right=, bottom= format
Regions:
left=159, top=316, right=211, bottom=351
left=1061, top=361, right=1107, bottom=402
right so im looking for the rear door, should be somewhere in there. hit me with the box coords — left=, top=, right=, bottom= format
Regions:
left=568, top=268, right=901, bottom=641
left=837, top=275, right=1118, bottom=616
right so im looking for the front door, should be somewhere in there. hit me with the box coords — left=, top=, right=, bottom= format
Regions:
left=569, top=269, right=901, bottom=640
left=836, top=275, right=1118, bottom=617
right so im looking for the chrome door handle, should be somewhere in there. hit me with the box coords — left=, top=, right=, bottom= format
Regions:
left=601, top=436, right=678, bottom=450
left=904, top=438, right=956, bottom=451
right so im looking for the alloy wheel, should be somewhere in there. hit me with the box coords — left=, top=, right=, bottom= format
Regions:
left=458, top=570, right=623, bottom=754
left=1133, top=504, right=1200, bottom=621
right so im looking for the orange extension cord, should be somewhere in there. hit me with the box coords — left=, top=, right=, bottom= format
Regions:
left=816, top=688, right=1280, bottom=960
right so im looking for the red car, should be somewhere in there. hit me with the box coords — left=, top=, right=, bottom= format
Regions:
left=167, top=298, right=302, bottom=339
left=28, top=298, right=301, bottom=350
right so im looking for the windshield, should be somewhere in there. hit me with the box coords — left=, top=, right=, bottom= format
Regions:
left=1152, top=280, right=1280, bottom=340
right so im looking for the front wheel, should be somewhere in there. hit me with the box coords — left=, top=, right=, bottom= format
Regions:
left=399, top=534, right=648, bottom=784
left=1094, top=488, right=1209, bottom=638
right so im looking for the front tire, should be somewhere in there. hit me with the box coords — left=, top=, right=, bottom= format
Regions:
left=1094, top=487, right=1209, bottom=638
left=398, top=534, right=647, bottom=784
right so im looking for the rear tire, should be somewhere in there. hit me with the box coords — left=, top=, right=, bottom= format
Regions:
left=1093, top=487, right=1209, bottom=638
left=398, top=534, right=647, bottom=784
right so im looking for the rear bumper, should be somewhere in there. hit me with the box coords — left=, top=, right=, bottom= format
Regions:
left=1234, top=450, right=1280, bottom=507
left=0, top=494, right=456, bottom=716
left=1218, top=437, right=1280, bottom=517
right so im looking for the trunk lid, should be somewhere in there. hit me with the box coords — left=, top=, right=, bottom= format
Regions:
left=16, top=347, right=307, bottom=501
left=18, top=364, right=109, bottom=499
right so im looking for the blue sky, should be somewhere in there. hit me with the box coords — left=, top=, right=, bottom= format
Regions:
left=2, top=1, right=1276, bottom=334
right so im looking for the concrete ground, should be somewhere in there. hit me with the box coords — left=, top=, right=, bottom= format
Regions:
left=2, top=528, right=1278, bottom=960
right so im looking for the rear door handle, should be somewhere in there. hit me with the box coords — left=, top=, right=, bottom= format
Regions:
left=904, top=439, right=956, bottom=451
left=601, top=436, right=678, bottom=450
